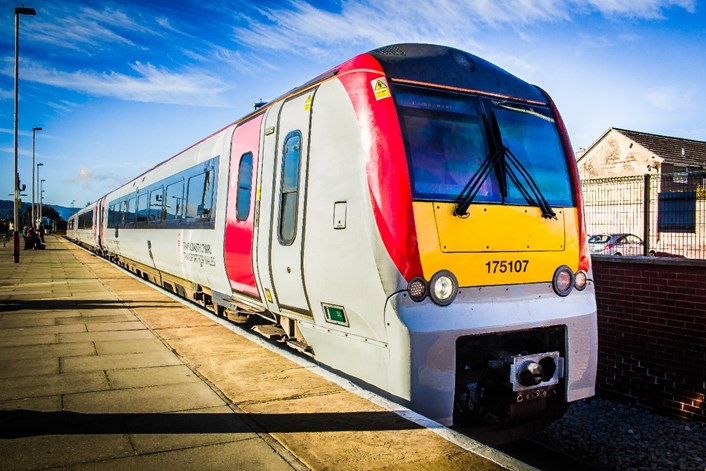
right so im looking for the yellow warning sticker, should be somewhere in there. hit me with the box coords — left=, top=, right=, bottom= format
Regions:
left=371, top=77, right=391, bottom=100
left=304, top=94, right=313, bottom=111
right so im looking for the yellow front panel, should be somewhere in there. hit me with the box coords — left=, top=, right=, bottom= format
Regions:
left=434, top=203, right=565, bottom=253
left=414, top=202, right=580, bottom=287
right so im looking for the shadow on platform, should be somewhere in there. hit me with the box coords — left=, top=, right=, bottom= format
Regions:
left=1, top=299, right=176, bottom=312
left=0, top=409, right=423, bottom=438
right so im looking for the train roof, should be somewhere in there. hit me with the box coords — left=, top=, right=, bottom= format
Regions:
left=86, top=43, right=547, bottom=207
left=369, top=43, right=547, bottom=104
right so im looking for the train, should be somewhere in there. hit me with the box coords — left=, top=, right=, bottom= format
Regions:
left=67, top=43, right=597, bottom=441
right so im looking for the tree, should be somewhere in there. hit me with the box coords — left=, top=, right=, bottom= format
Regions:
left=24, top=205, right=65, bottom=224
left=40, top=205, right=64, bottom=223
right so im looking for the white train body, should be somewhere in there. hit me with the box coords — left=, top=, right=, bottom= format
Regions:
left=67, top=44, right=597, bottom=438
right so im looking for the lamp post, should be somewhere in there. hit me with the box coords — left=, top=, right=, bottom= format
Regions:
left=32, top=127, right=42, bottom=227
left=13, top=6, right=37, bottom=263
left=39, top=179, right=45, bottom=225
left=36, top=163, right=43, bottom=225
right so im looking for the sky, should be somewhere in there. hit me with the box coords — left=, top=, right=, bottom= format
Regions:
left=1, top=0, right=705, bottom=211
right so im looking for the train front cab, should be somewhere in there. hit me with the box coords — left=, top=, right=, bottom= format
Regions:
left=368, top=46, right=598, bottom=436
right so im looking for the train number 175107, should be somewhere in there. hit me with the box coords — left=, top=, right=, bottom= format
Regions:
left=485, top=259, right=529, bottom=274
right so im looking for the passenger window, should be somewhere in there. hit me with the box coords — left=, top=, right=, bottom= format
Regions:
left=149, top=187, right=163, bottom=223
left=125, top=197, right=136, bottom=225
left=236, top=153, right=253, bottom=221
left=108, top=204, right=118, bottom=228
left=165, top=181, right=184, bottom=221
left=136, top=193, right=148, bottom=224
left=185, top=170, right=214, bottom=221
left=278, top=132, right=302, bottom=245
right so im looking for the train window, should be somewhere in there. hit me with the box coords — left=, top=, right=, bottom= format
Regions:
left=490, top=101, right=572, bottom=207
left=236, top=153, right=253, bottom=221
left=125, top=197, right=136, bottom=226
left=395, top=86, right=573, bottom=208
left=395, top=89, right=497, bottom=203
left=185, top=170, right=214, bottom=222
left=136, top=193, right=148, bottom=224
left=106, top=204, right=116, bottom=228
left=165, top=181, right=184, bottom=222
left=149, top=187, right=163, bottom=223
left=278, top=131, right=302, bottom=245
left=78, top=210, right=93, bottom=229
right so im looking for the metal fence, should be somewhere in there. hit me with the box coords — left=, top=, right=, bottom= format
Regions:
left=582, top=170, right=706, bottom=259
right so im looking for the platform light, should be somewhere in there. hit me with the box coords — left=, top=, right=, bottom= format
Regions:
left=13, top=6, right=37, bottom=263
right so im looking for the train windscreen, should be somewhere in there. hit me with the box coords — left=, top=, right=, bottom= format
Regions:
left=394, top=87, right=573, bottom=208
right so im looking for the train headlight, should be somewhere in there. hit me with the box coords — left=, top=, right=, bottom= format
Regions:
left=574, top=270, right=588, bottom=291
left=552, top=265, right=574, bottom=297
left=429, top=270, right=458, bottom=306
left=407, top=277, right=428, bottom=302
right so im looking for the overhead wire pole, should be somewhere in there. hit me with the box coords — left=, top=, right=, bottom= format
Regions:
left=40, top=179, right=45, bottom=223
left=13, top=6, right=37, bottom=263
left=32, top=127, right=42, bottom=227
left=36, top=162, right=43, bottom=224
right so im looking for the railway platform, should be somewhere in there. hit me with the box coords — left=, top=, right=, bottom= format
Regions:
left=0, top=235, right=532, bottom=471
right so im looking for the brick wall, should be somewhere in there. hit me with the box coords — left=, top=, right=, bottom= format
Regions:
left=592, top=256, right=706, bottom=422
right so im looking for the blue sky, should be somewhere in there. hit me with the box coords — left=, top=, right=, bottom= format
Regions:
left=1, top=0, right=704, bottom=210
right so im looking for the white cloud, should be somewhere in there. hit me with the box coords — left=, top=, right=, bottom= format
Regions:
left=21, top=2, right=173, bottom=56
left=233, top=0, right=696, bottom=57
left=580, top=0, right=695, bottom=18
left=18, top=60, right=228, bottom=106
left=69, top=166, right=125, bottom=190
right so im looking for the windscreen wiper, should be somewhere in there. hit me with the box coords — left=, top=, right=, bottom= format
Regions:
left=454, top=112, right=556, bottom=219
left=453, top=115, right=504, bottom=217
left=503, top=147, right=556, bottom=219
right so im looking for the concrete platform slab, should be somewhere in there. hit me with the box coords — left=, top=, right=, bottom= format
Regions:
left=0, top=341, right=96, bottom=360
left=0, top=395, right=62, bottom=412
left=59, top=330, right=155, bottom=343
left=70, top=439, right=294, bottom=471
left=0, top=323, right=87, bottom=338
left=62, top=350, right=183, bottom=373
left=0, top=371, right=110, bottom=401
left=107, top=364, right=201, bottom=389
left=63, top=381, right=226, bottom=414
left=0, top=356, right=59, bottom=378
left=0, top=334, right=56, bottom=347
left=93, top=337, right=169, bottom=355
left=0, top=431, right=134, bottom=471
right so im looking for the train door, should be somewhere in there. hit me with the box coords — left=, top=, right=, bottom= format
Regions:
left=93, top=200, right=100, bottom=248
left=97, top=197, right=107, bottom=252
left=224, top=115, right=264, bottom=299
left=254, top=91, right=315, bottom=318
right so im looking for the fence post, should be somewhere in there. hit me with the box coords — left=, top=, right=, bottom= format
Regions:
left=643, top=173, right=651, bottom=256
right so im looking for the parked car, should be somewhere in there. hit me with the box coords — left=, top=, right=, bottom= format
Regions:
left=588, top=233, right=644, bottom=256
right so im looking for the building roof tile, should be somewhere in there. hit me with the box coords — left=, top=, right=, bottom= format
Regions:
left=614, top=128, right=706, bottom=168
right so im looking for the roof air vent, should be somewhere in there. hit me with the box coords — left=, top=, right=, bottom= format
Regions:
left=374, top=45, right=406, bottom=56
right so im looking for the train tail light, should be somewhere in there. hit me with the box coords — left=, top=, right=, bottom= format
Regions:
left=407, top=277, right=428, bottom=302
left=574, top=270, right=588, bottom=291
